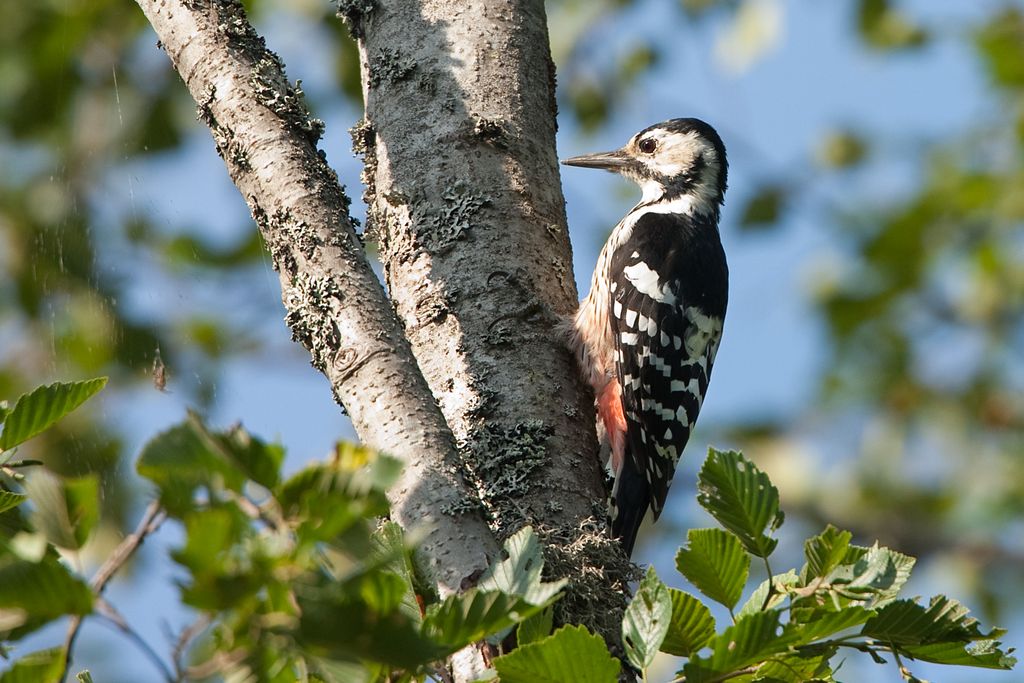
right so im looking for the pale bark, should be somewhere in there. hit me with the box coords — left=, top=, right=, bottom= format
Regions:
left=134, top=0, right=499, bottom=602
left=350, top=0, right=633, bottom=653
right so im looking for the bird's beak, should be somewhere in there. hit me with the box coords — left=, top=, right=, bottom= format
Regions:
left=561, top=147, right=632, bottom=171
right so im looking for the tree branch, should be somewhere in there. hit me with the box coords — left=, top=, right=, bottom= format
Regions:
left=131, top=0, right=500, bottom=600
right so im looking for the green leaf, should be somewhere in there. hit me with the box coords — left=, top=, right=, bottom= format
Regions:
left=784, top=606, right=872, bottom=643
left=0, top=378, right=107, bottom=450
left=752, top=648, right=837, bottom=682
left=816, top=131, right=867, bottom=168
left=737, top=570, right=799, bottom=618
left=0, top=555, right=93, bottom=631
left=371, top=521, right=421, bottom=623
left=830, top=543, right=914, bottom=607
left=622, top=566, right=672, bottom=670
left=423, top=589, right=549, bottom=652
left=902, top=639, right=1016, bottom=670
left=661, top=588, right=715, bottom=656
left=517, top=606, right=554, bottom=646
left=682, top=611, right=795, bottom=682
left=24, top=472, right=99, bottom=550
left=0, top=648, right=64, bottom=683
left=739, top=185, right=787, bottom=229
left=857, top=0, right=927, bottom=50
left=975, top=8, right=1024, bottom=90
left=862, top=595, right=1001, bottom=646
left=0, top=492, right=26, bottom=514
left=804, top=525, right=852, bottom=579
left=697, top=448, right=781, bottom=558
left=675, top=527, right=750, bottom=610
left=493, top=624, right=620, bottom=683
left=477, top=527, right=567, bottom=607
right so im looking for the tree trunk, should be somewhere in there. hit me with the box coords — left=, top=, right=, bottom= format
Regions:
left=349, top=0, right=633, bottom=650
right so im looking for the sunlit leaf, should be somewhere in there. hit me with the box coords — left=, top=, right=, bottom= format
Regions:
left=493, top=624, right=620, bottom=683
left=517, top=606, right=554, bottom=646
left=0, top=648, right=64, bottom=683
left=622, top=566, right=672, bottom=670
left=863, top=595, right=1002, bottom=645
left=0, top=379, right=107, bottom=450
left=681, top=611, right=795, bottom=681
left=675, top=528, right=749, bottom=610
left=804, top=525, right=852, bottom=579
left=902, top=639, right=1016, bottom=670
left=661, top=588, right=715, bottom=657
left=697, top=448, right=781, bottom=558
left=737, top=570, right=799, bottom=617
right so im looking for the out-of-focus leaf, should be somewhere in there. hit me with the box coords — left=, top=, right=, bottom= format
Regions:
left=0, top=492, right=26, bottom=515
left=0, top=555, right=93, bottom=630
left=675, top=528, right=749, bottom=610
left=493, top=624, right=620, bottom=683
left=0, top=379, right=107, bottom=450
left=697, top=448, right=782, bottom=558
left=622, top=566, right=672, bottom=670
left=0, top=648, right=64, bottom=683
left=739, top=184, right=787, bottom=229
left=857, top=0, right=927, bottom=50
left=568, top=82, right=609, bottom=133
left=660, top=588, right=715, bottom=657
left=817, top=131, right=867, bottom=168
left=975, top=8, right=1024, bottom=90
left=24, top=472, right=99, bottom=550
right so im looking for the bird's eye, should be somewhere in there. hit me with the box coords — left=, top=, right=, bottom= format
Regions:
left=638, top=138, right=657, bottom=154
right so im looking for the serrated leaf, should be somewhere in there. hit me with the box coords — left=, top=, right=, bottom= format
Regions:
left=805, top=525, right=852, bottom=579
left=0, top=648, right=64, bottom=683
left=0, top=492, right=26, bottom=514
left=697, top=449, right=781, bottom=558
left=661, top=588, right=715, bottom=656
left=676, top=527, right=750, bottom=610
left=0, top=378, right=107, bottom=450
left=784, top=606, right=872, bottom=643
left=863, top=595, right=999, bottom=646
left=493, top=624, right=620, bottom=683
left=371, top=521, right=421, bottom=624
left=423, top=588, right=549, bottom=652
left=902, top=639, right=1016, bottom=670
left=622, top=566, right=672, bottom=669
left=737, top=570, right=799, bottom=618
left=682, top=611, right=796, bottom=682
left=753, top=648, right=837, bottom=682
left=518, top=606, right=554, bottom=646
left=477, top=527, right=566, bottom=607
left=830, top=543, right=914, bottom=607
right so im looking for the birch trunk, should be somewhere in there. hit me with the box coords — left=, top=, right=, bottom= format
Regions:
left=134, top=0, right=499, bottom=606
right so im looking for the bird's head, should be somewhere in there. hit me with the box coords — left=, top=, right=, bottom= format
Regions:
left=562, top=118, right=728, bottom=217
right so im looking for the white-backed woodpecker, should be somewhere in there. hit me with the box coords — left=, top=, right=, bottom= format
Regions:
left=563, top=118, right=729, bottom=556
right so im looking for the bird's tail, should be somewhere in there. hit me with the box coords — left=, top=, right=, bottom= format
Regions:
left=610, top=455, right=650, bottom=557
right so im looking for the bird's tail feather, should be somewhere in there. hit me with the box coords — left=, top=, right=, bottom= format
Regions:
left=610, top=456, right=650, bottom=557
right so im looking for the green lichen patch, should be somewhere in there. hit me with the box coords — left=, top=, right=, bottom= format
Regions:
left=369, top=47, right=416, bottom=87
left=283, top=273, right=343, bottom=371
left=411, top=183, right=491, bottom=253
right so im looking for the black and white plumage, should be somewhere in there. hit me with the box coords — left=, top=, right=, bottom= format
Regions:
left=563, top=118, right=729, bottom=556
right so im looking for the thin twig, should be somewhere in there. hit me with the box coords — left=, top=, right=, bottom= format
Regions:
left=171, top=614, right=213, bottom=681
left=61, top=501, right=167, bottom=681
left=94, top=600, right=175, bottom=682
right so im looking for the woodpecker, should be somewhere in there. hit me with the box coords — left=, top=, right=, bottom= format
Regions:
left=563, top=118, right=729, bottom=556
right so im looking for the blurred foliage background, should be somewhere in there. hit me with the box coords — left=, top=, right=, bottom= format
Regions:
left=0, top=0, right=1021, bottom=680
